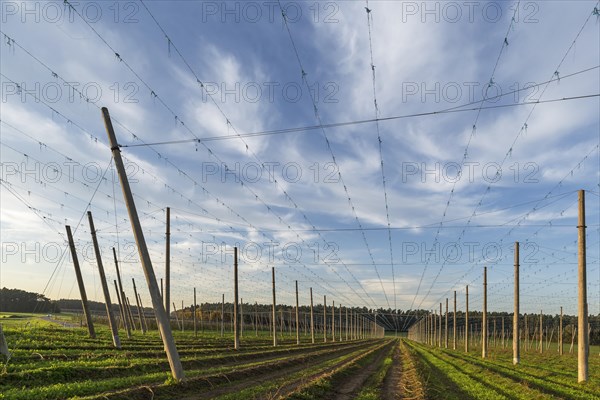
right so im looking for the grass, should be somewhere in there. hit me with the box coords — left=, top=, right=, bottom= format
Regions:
left=2, top=314, right=600, bottom=399
left=405, top=339, right=600, bottom=399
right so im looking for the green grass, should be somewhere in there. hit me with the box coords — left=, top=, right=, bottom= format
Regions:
left=405, top=339, right=600, bottom=400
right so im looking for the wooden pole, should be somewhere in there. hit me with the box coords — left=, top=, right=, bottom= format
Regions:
left=254, top=302, right=258, bottom=337
left=453, top=290, right=457, bottom=350
left=240, top=298, right=244, bottom=338
left=102, top=107, right=183, bottom=380
left=445, top=298, right=449, bottom=348
left=65, top=225, right=95, bottom=338
left=272, top=267, right=277, bottom=347
left=137, top=293, right=148, bottom=331
left=345, top=307, right=348, bottom=341
left=132, top=278, right=146, bottom=334
left=310, top=288, right=315, bottom=344
left=221, top=294, right=225, bottom=337
left=165, top=207, right=170, bottom=317
left=332, top=301, right=336, bottom=342
left=525, top=314, right=528, bottom=351
left=577, top=189, right=588, bottom=382
left=111, top=247, right=131, bottom=337
left=113, top=280, right=124, bottom=330
left=87, top=211, right=120, bottom=349
left=559, top=306, right=563, bottom=355
left=438, top=303, right=442, bottom=347
left=172, top=302, right=180, bottom=330
left=193, top=288, right=197, bottom=337
left=233, top=247, right=240, bottom=350
left=482, top=267, right=487, bottom=359
left=465, top=285, right=469, bottom=353
left=513, top=241, right=519, bottom=364
left=323, top=295, right=327, bottom=343
left=126, top=291, right=136, bottom=331
left=539, top=311, right=543, bottom=353
left=501, top=316, right=505, bottom=349
left=339, top=304, right=342, bottom=341
left=295, top=281, right=300, bottom=345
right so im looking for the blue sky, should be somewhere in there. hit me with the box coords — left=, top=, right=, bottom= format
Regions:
left=1, top=1, right=599, bottom=323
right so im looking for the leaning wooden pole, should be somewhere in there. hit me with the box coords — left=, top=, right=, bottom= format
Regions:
left=577, top=189, right=588, bottom=382
left=137, top=293, right=148, bottom=331
left=513, top=241, right=520, bottom=365
left=87, top=211, right=120, bottom=349
left=272, top=267, right=277, bottom=347
left=233, top=247, right=240, bottom=350
left=132, top=278, right=146, bottom=334
left=102, top=107, right=183, bottom=380
left=65, top=225, right=95, bottom=338
left=112, top=247, right=131, bottom=337
left=113, top=280, right=125, bottom=329
left=482, top=267, right=487, bottom=359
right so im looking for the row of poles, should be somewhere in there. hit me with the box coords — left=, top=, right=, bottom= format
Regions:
left=64, top=108, right=384, bottom=381
left=169, top=279, right=386, bottom=346
left=408, top=190, right=590, bottom=382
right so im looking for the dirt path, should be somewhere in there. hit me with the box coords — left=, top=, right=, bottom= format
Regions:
left=381, top=342, right=402, bottom=399
left=330, top=341, right=392, bottom=400
left=382, top=340, right=425, bottom=400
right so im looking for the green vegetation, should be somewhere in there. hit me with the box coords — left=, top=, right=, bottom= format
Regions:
left=1, top=314, right=599, bottom=399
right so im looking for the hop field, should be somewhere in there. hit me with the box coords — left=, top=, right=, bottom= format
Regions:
left=0, top=314, right=599, bottom=399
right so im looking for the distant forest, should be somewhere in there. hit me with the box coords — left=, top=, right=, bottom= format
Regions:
left=0, top=288, right=61, bottom=313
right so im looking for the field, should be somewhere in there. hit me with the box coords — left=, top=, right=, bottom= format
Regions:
left=1, top=313, right=599, bottom=399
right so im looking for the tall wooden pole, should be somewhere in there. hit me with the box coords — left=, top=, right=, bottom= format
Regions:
left=513, top=241, right=520, bottom=364
left=345, top=307, right=348, bottom=341
left=323, top=295, right=327, bottom=343
left=332, top=301, right=336, bottom=342
left=193, top=288, right=197, bottom=337
left=339, top=304, right=342, bottom=341
left=112, top=247, right=131, bottom=337
left=559, top=306, right=563, bottom=355
left=221, top=294, right=225, bottom=337
left=310, top=287, right=315, bottom=344
left=102, top=107, right=183, bottom=380
left=438, top=303, right=442, bottom=347
left=113, top=280, right=124, bottom=329
left=65, top=225, right=95, bottom=338
left=165, top=207, right=170, bottom=317
left=132, top=278, right=146, bottom=334
left=453, top=291, right=457, bottom=350
left=539, top=311, right=543, bottom=353
left=445, top=298, right=449, bottom=348
left=240, top=298, right=244, bottom=338
left=87, top=211, right=120, bottom=349
left=577, top=189, right=588, bottom=382
left=465, top=285, right=469, bottom=353
left=482, top=267, right=488, bottom=358
left=138, top=293, right=148, bottom=331
left=272, top=267, right=277, bottom=347
left=295, top=281, right=300, bottom=345
left=233, top=247, right=240, bottom=350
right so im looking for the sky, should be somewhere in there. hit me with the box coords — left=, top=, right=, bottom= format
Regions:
left=1, top=1, right=599, bottom=328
